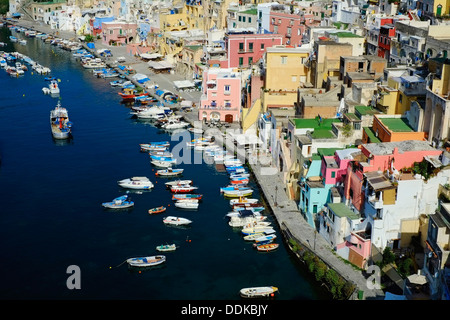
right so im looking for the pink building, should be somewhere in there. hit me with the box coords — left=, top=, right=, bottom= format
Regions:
left=224, top=33, right=283, bottom=68
left=344, top=140, right=443, bottom=212
left=199, top=68, right=242, bottom=123
left=101, top=21, right=138, bottom=46
left=268, top=11, right=304, bottom=46
left=321, top=148, right=361, bottom=185
left=336, top=230, right=372, bottom=269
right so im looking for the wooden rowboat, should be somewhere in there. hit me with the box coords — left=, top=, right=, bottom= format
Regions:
left=148, top=206, right=167, bottom=215
left=254, top=243, right=279, bottom=252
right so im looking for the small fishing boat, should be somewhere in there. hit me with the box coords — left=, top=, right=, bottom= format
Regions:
left=229, top=173, right=250, bottom=180
left=226, top=209, right=262, bottom=218
left=223, top=189, right=254, bottom=198
left=187, top=127, right=204, bottom=134
left=48, top=79, right=60, bottom=95
left=170, top=185, right=198, bottom=193
left=150, top=155, right=177, bottom=164
left=163, top=216, right=192, bottom=226
left=110, top=79, right=125, bottom=87
left=118, top=87, right=149, bottom=101
left=155, top=168, right=184, bottom=177
left=253, top=234, right=277, bottom=243
left=239, top=286, right=278, bottom=299
left=50, top=101, right=73, bottom=139
left=156, top=244, right=176, bottom=252
left=229, top=197, right=259, bottom=206
left=140, top=141, right=170, bottom=150
left=230, top=178, right=249, bottom=185
left=175, top=199, right=199, bottom=210
left=232, top=203, right=265, bottom=211
left=118, top=176, right=154, bottom=189
left=148, top=206, right=167, bottom=215
left=220, top=186, right=252, bottom=193
left=172, top=194, right=203, bottom=201
left=151, top=160, right=174, bottom=168
left=243, top=233, right=265, bottom=241
left=225, top=165, right=245, bottom=171
left=224, top=159, right=243, bottom=167
left=228, top=216, right=268, bottom=228
left=141, top=145, right=167, bottom=152
left=241, top=226, right=276, bottom=236
left=127, top=255, right=166, bottom=267
left=102, top=195, right=134, bottom=209
left=254, top=243, right=279, bottom=252
left=162, top=120, right=190, bottom=130
left=165, top=180, right=192, bottom=187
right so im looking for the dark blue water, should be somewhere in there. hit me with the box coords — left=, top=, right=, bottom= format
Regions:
left=0, top=26, right=328, bottom=300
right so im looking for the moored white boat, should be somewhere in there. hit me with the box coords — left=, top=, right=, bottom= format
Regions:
left=239, top=286, right=278, bottom=299
left=170, top=185, right=198, bottom=193
left=50, top=101, right=73, bottom=139
left=127, top=255, right=166, bottom=267
left=151, top=160, right=174, bottom=168
left=229, top=197, right=259, bottom=206
left=118, top=176, right=154, bottom=190
left=174, top=199, right=199, bottom=209
left=156, top=244, right=176, bottom=252
left=165, top=180, right=192, bottom=187
left=155, top=168, right=184, bottom=176
left=48, top=79, right=60, bottom=95
left=241, top=226, right=276, bottom=236
left=228, top=216, right=268, bottom=228
left=102, top=195, right=134, bottom=209
left=253, top=234, right=277, bottom=243
left=163, top=216, right=192, bottom=226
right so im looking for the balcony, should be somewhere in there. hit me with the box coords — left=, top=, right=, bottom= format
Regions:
left=368, top=194, right=383, bottom=209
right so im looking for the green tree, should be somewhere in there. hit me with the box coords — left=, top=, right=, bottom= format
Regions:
left=342, top=124, right=353, bottom=138
left=0, top=0, right=9, bottom=15
left=84, top=34, right=94, bottom=42
left=382, top=247, right=396, bottom=266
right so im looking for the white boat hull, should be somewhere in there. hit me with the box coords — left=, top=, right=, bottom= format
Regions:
left=240, top=286, right=278, bottom=298
left=127, top=255, right=166, bottom=267
left=163, top=216, right=192, bottom=226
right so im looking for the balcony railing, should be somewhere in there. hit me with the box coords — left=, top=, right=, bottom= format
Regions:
left=200, top=105, right=237, bottom=110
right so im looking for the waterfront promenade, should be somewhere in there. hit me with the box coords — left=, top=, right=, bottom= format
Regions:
left=249, top=162, right=385, bottom=300
left=5, top=19, right=385, bottom=299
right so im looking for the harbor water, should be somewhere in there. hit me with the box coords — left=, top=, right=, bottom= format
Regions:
left=0, top=26, right=329, bottom=300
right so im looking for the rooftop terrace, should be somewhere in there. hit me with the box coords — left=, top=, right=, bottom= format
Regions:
left=379, top=117, right=414, bottom=132
left=290, top=118, right=341, bottom=139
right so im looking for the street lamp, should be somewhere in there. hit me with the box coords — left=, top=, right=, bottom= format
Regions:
left=274, top=186, right=278, bottom=207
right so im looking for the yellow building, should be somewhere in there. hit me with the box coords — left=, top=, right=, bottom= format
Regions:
left=262, top=45, right=311, bottom=112
left=309, top=39, right=353, bottom=89
left=241, top=45, right=311, bottom=132
left=157, top=8, right=189, bottom=57
left=433, top=0, right=450, bottom=16
left=185, top=1, right=206, bottom=31
left=375, top=74, right=427, bottom=115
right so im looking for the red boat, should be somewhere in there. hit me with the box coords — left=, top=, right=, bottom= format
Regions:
left=170, top=185, right=198, bottom=193
left=118, top=88, right=149, bottom=101
left=230, top=179, right=249, bottom=185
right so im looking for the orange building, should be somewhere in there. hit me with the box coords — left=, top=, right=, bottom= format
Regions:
left=362, top=114, right=426, bottom=143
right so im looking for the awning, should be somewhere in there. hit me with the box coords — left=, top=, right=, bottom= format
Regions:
left=148, top=60, right=173, bottom=70
left=173, top=80, right=196, bottom=89
left=140, top=53, right=162, bottom=60
left=180, top=100, right=193, bottom=107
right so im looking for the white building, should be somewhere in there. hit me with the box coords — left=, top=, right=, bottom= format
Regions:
left=363, top=167, right=450, bottom=250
